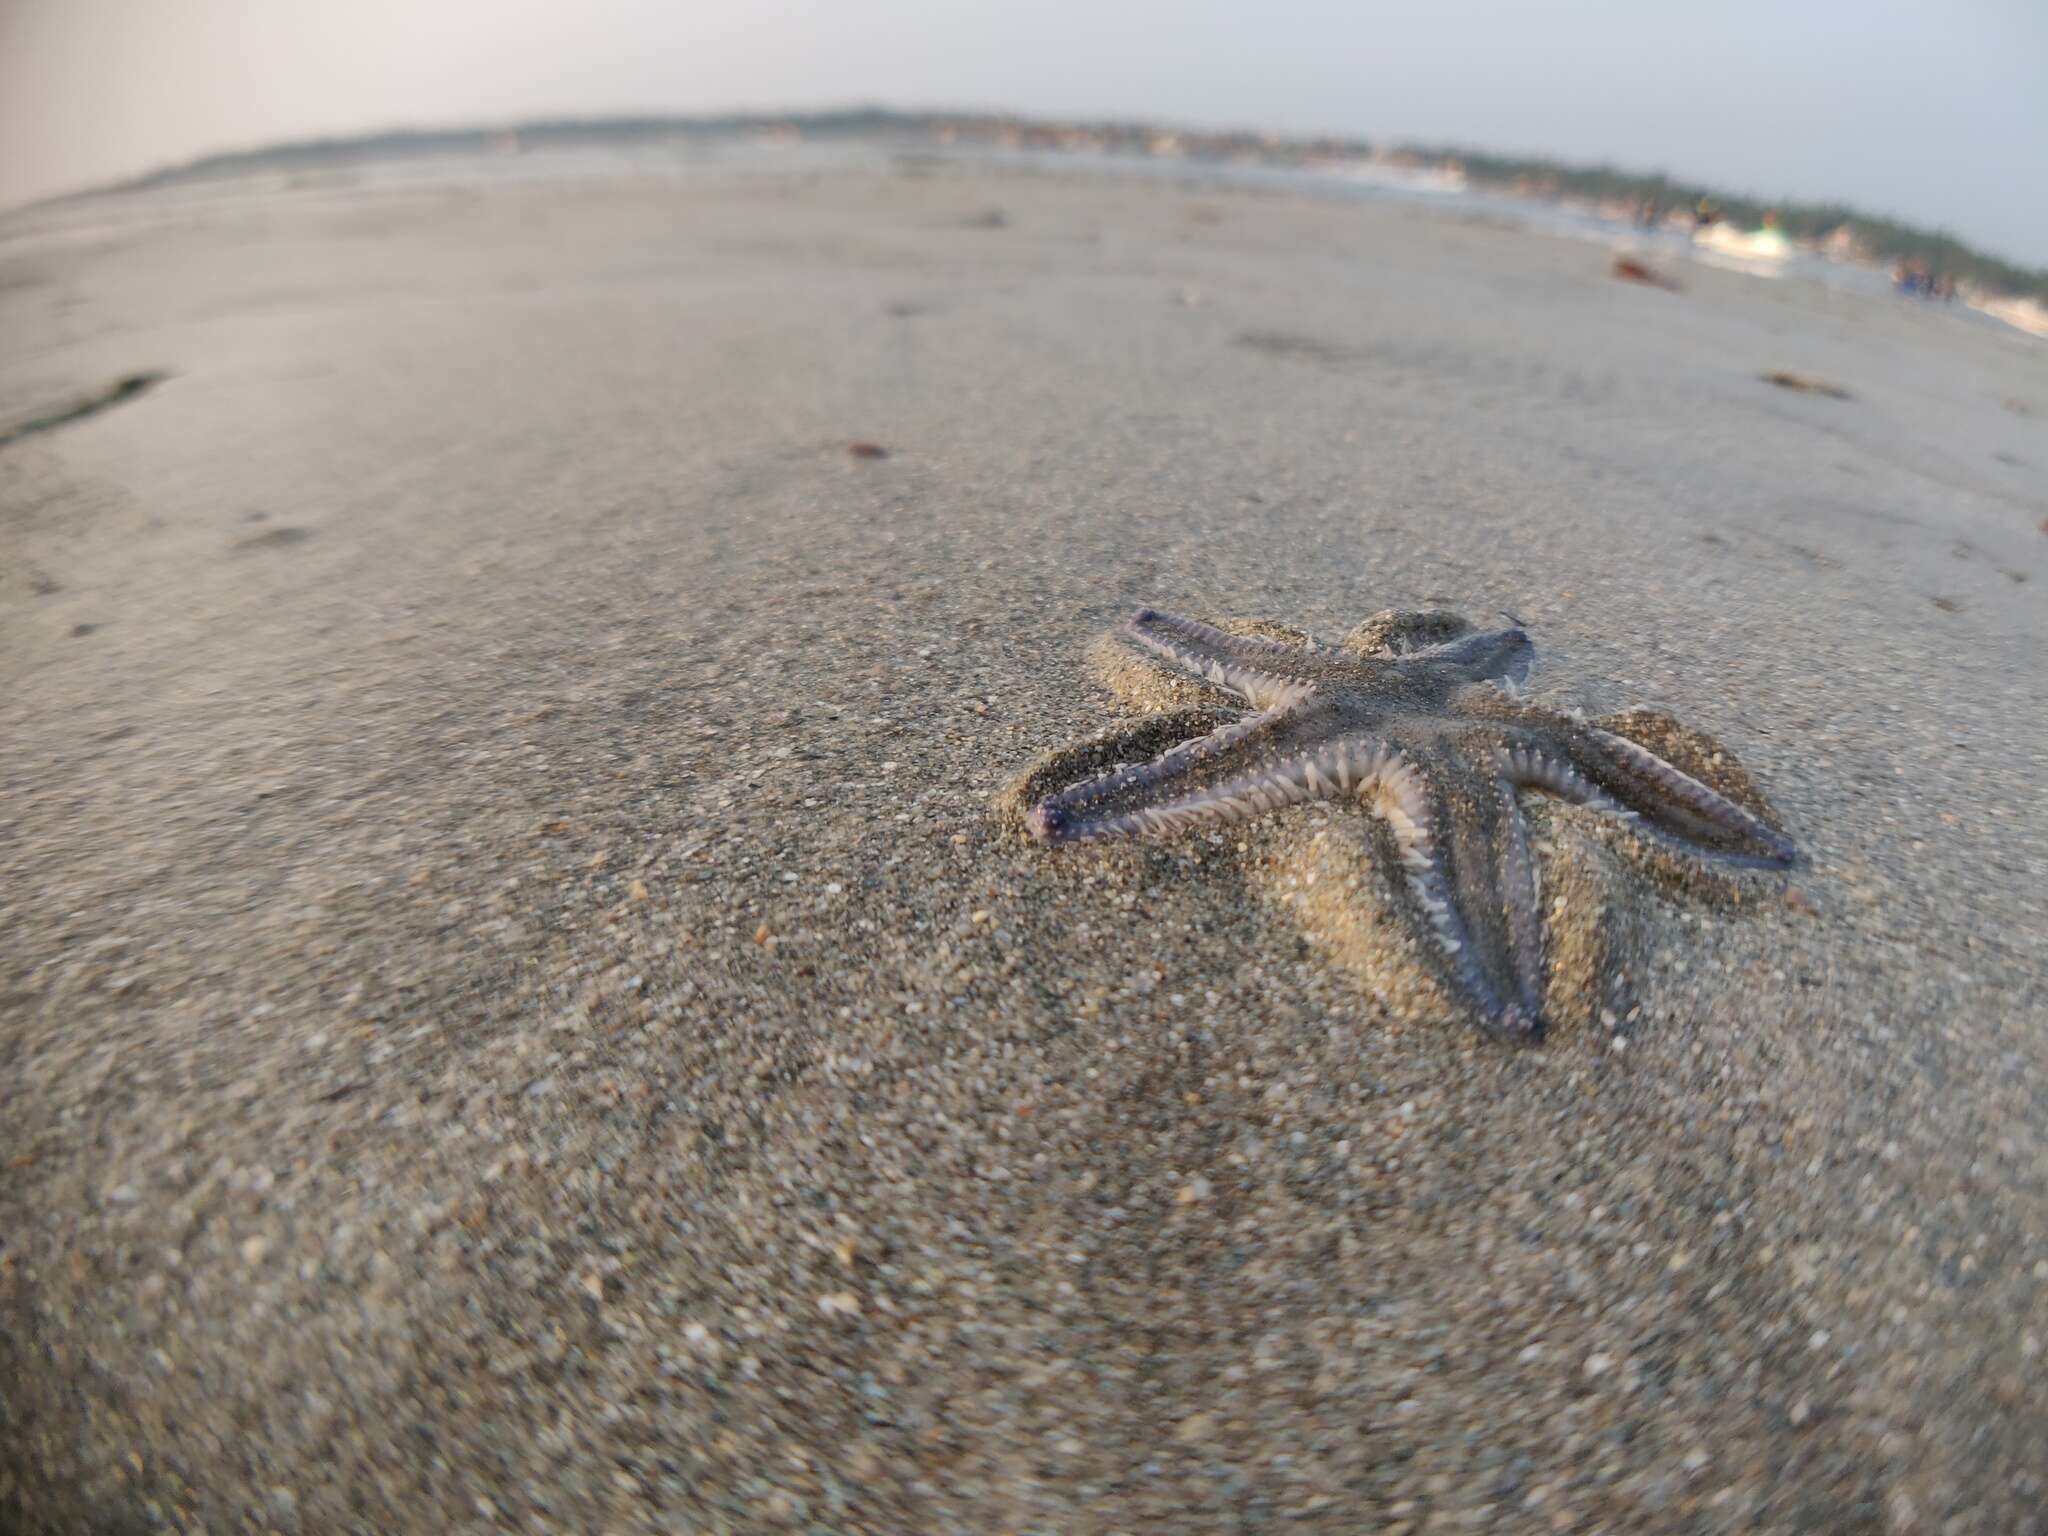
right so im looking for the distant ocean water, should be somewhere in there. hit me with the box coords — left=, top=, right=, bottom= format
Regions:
left=0, top=133, right=2025, bottom=335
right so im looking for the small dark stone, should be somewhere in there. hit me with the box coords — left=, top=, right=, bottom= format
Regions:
left=233, top=526, right=313, bottom=552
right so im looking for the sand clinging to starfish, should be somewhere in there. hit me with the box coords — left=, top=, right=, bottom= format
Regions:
left=1005, top=606, right=1798, bottom=1041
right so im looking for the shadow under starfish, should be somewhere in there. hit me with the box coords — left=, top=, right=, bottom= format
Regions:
left=1003, top=607, right=1799, bottom=1043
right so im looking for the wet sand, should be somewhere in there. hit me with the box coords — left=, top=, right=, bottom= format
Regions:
left=3, top=155, right=2045, bottom=1533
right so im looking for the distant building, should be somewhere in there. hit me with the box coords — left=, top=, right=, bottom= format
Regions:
left=1819, top=226, right=1872, bottom=264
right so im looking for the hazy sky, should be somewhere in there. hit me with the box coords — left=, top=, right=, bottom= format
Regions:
left=5, top=0, right=2045, bottom=263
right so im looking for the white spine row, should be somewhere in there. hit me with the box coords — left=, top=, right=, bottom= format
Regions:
left=1085, top=739, right=1396, bottom=842
left=1176, top=649, right=1311, bottom=712
left=1371, top=755, right=1462, bottom=956
left=1128, top=620, right=1317, bottom=712
left=1502, top=743, right=1638, bottom=824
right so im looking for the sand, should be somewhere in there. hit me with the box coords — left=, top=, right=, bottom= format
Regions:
left=2, top=151, right=2045, bottom=1534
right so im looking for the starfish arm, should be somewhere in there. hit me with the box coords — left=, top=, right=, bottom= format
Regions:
left=1492, top=721, right=1795, bottom=868
left=1415, top=625, right=1534, bottom=687
left=1339, top=610, right=1531, bottom=683
left=1028, top=718, right=1394, bottom=845
left=1124, top=609, right=1322, bottom=708
left=1370, top=755, right=1547, bottom=1039
left=1573, top=725, right=1797, bottom=866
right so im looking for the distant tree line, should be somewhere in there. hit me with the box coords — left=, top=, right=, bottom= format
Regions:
left=1403, top=144, right=2048, bottom=302
left=85, top=110, right=2046, bottom=303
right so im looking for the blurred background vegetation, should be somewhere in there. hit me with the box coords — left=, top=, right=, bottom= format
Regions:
left=1412, top=144, right=2048, bottom=302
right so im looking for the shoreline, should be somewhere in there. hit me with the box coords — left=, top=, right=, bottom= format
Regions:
left=9, top=124, right=2045, bottom=341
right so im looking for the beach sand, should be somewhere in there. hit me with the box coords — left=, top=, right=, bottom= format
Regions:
left=3, top=154, right=2045, bottom=1533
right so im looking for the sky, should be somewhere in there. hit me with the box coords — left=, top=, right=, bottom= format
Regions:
left=4, top=0, right=2045, bottom=265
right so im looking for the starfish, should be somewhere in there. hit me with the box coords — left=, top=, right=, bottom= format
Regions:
left=1016, top=607, right=1797, bottom=1042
